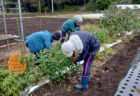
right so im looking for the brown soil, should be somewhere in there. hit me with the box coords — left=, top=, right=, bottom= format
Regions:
left=30, top=33, right=140, bottom=96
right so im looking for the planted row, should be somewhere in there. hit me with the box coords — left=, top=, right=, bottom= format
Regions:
left=0, top=44, right=75, bottom=96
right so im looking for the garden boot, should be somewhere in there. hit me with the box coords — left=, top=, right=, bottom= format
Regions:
left=78, top=77, right=90, bottom=81
left=75, top=77, right=89, bottom=89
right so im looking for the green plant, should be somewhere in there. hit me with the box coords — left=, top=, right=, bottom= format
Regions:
left=119, top=0, right=133, bottom=4
left=0, top=68, right=10, bottom=94
left=100, top=47, right=115, bottom=60
left=83, top=25, right=116, bottom=44
left=84, top=3, right=97, bottom=12
left=132, top=0, right=140, bottom=4
left=55, top=5, right=81, bottom=12
left=43, top=7, right=49, bottom=12
left=0, top=43, right=77, bottom=95
left=37, top=44, right=75, bottom=81
left=98, top=5, right=139, bottom=36
left=96, top=0, right=112, bottom=10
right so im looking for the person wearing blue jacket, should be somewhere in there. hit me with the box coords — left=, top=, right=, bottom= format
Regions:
left=61, top=16, right=83, bottom=43
left=61, top=31, right=100, bottom=89
left=26, top=30, right=61, bottom=58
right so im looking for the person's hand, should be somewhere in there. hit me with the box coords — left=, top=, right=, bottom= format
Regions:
left=72, top=59, right=76, bottom=63
left=52, top=42, right=55, bottom=47
left=72, top=53, right=76, bottom=58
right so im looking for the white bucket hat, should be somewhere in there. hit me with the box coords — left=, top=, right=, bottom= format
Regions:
left=61, top=41, right=74, bottom=57
left=74, top=16, right=83, bottom=23
left=69, top=35, right=83, bottom=54
left=61, top=35, right=83, bottom=57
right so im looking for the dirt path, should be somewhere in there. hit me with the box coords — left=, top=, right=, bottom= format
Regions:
left=30, top=33, right=140, bottom=96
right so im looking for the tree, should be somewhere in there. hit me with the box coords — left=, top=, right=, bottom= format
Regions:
left=132, top=0, right=140, bottom=4
left=21, top=0, right=45, bottom=12
left=96, top=0, right=112, bottom=10
left=4, top=0, right=18, bottom=8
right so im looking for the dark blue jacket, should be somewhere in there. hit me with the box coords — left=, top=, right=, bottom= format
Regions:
left=72, top=31, right=100, bottom=62
left=26, top=30, right=53, bottom=53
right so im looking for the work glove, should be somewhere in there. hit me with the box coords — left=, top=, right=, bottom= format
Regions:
left=72, top=59, right=76, bottom=63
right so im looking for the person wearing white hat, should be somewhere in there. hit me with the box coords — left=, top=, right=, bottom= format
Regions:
left=61, top=31, right=100, bottom=89
left=61, top=16, right=83, bottom=43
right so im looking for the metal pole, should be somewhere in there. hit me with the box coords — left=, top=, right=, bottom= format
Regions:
left=39, top=0, right=42, bottom=30
left=84, top=0, right=86, bottom=7
left=18, top=0, right=25, bottom=53
left=1, top=0, right=10, bottom=53
left=51, top=0, right=54, bottom=13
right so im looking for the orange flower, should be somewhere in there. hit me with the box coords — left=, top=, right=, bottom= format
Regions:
left=97, top=52, right=102, bottom=56
left=94, top=26, right=99, bottom=30
left=2, top=88, right=6, bottom=92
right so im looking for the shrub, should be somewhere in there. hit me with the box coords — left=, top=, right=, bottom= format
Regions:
left=97, top=5, right=139, bottom=36
left=83, top=25, right=115, bottom=43
left=84, top=3, right=97, bottom=12
left=132, top=0, right=140, bottom=4
left=119, top=0, right=132, bottom=4
left=96, top=0, right=112, bottom=10
left=42, top=7, right=49, bottom=12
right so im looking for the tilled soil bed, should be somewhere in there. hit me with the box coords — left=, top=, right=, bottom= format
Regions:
left=0, top=14, right=94, bottom=46
left=31, top=33, right=140, bottom=96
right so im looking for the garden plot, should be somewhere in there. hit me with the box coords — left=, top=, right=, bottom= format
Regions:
left=1, top=5, right=140, bottom=96
left=31, top=32, right=140, bottom=96
left=24, top=30, right=134, bottom=95
left=28, top=6, right=140, bottom=96
left=1, top=30, right=138, bottom=96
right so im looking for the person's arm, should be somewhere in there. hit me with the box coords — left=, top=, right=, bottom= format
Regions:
left=44, top=40, right=51, bottom=50
left=61, top=31, right=66, bottom=43
left=78, top=26, right=80, bottom=31
left=75, top=45, right=89, bottom=62
left=51, top=36, right=54, bottom=43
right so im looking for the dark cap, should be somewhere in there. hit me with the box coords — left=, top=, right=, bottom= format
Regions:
left=52, top=32, right=61, bottom=40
